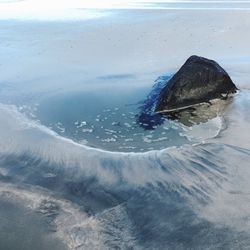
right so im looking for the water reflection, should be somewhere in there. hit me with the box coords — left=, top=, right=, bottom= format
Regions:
left=33, top=78, right=192, bottom=152
left=14, top=70, right=226, bottom=152
left=162, top=97, right=233, bottom=127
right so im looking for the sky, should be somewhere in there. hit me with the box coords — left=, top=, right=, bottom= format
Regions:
left=0, top=0, right=250, bottom=20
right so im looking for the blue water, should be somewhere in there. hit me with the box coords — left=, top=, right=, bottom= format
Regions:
left=0, top=8, right=250, bottom=250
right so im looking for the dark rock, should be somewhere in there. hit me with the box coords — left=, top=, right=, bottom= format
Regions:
left=155, top=55, right=237, bottom=112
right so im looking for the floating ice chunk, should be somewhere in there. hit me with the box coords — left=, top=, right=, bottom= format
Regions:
left=105, top=129, right=117, bottom=134
left=55, top=122, right=65, bottom=133
left=143, top=136, right=152, bottom=143
left=125, top=138, right=133, bottom=142
left=42, top=173, right=57, bottom=178
left=101, top=138, right=116, bottom=142
left=119, top=146, right=136, bottom=149
left=79, top=139, right=88, bottom=145
left=82, top=128, right=93, bottom=133
left=124, top=123, right=131, bottom=128
left=77, top=121, right=87, bottom=128
left=112, top=122, right=121, bottom=126
left=152, top=137, right=168, bottom=142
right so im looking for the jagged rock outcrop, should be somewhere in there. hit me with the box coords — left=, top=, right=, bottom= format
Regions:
left=155, top=55, right=237, bottom=112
